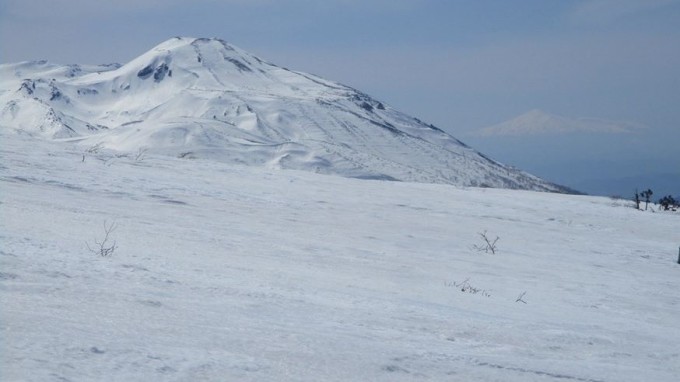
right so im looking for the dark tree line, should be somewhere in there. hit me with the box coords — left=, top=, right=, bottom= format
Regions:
left=634, top=188, right=678, bottom=211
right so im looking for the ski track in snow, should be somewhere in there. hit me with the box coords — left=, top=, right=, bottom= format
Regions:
left=1, top=129, right=679, bottom=381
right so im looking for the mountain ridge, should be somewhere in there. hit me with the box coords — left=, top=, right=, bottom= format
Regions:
left=471, top=109, right=648, bottom=137
left=0, top=37, right=571, bottom=192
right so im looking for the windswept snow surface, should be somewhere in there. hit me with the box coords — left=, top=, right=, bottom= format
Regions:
left=1, top=128, right=679, bottom=381
left=0, top=37, right=567, bottom=192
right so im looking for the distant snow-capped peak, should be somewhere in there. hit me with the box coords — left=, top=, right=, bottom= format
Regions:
left=0, top=37, right=571, bottom=193
left=472, top=109, right=648, bottom=137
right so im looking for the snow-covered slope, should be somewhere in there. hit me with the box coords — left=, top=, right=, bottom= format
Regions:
left=1, top=128, right=679, bottom=381
left=472, top=109, right=648, bottom=137
left=0, top=37, right=567, bottom=191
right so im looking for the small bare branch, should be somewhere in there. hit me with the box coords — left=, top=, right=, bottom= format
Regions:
left=516, top=291, right=527, bottom=304
left=473, top=230, right=499, bottom=254
left=134, top=147, right=148, bottom=161
left=86, top=220, right=117, bottom=257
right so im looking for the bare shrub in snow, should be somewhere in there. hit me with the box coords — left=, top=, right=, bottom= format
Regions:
left=446, top=278, right=491, bottom=297
left=473, top=230, right=499, bottom=254
left=516, top=291, right=527, bottom=304
left=134, top=147, right=148, bottom=162
left=86, top=221, right=117, bottom=257
left=86, top=142, right=104, bottom=154
left=82, top=142, right=104, bottom=162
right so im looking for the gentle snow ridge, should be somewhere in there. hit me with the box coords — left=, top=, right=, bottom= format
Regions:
left=0, top=37, right=569, bottom=192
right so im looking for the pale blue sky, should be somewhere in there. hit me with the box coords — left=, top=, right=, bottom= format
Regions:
left=1, top=0, right=679, bottom=194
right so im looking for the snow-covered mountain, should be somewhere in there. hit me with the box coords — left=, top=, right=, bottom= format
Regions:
left=472, top=109, right=648, bottom=137
left=0, top=37, right=567, bottom=192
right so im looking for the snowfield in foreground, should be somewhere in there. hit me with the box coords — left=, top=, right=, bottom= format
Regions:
left=1, top=129, right=679, bottom=381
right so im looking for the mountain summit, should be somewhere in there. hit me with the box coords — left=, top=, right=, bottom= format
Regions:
left=0, top=37, right=568, bottom=191
left=472, top=109, right=647, bottom=137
